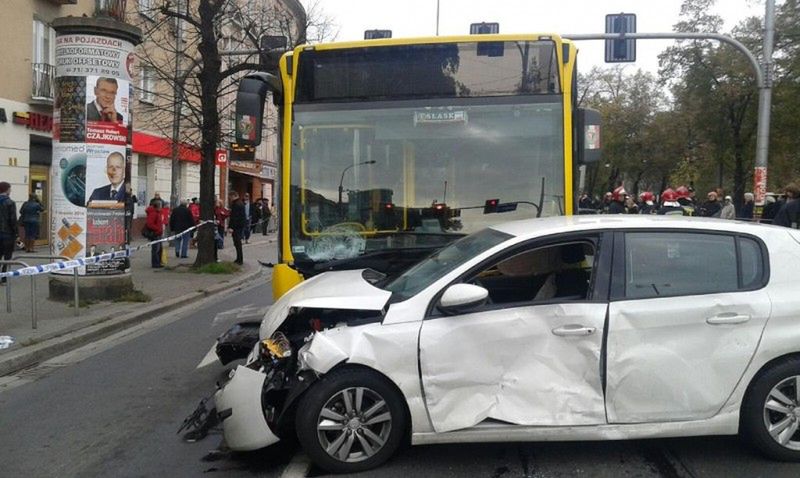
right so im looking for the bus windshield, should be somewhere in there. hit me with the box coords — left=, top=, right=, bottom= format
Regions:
left=289, top=97, right=565, bottom=263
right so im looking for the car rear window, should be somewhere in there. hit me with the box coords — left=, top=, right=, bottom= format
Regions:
left=624, top=232, right=756, bottom=299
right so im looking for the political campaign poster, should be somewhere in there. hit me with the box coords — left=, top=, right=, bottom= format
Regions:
left=52, top=33, right=135, bottom=275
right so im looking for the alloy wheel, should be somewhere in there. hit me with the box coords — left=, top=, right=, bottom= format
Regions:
left=763, top=375, right=800, bottom=450
left=316, top=386, right=393, bottom=463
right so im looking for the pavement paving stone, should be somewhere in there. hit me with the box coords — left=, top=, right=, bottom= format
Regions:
left=0, top=232, right=277, bottom=374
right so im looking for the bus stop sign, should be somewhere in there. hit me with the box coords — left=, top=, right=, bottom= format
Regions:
left=605, top=13, right=636, bottom=63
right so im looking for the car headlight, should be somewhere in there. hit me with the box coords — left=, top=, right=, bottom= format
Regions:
left=260, top=331, right=292, bottom=360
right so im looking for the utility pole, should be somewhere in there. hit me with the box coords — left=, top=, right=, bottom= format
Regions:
left=170, top=0, right=184, bottom=211
left=435, top=0, right=440, bottom=36
left=754, top=0, right=775, bottom=206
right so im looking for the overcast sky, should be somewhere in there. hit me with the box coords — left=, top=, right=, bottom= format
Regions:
left=305, top=0, right=767, bottom=74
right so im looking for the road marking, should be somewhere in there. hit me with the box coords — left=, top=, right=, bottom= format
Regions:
left=279, top=452, right=311, bottom=478
left=196, top=343, right=219, bottom=369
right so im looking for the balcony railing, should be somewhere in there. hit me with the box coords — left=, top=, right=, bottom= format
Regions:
left=95, top=0, right=127, bottom=22
left=31, top=63, right=55, bottom=102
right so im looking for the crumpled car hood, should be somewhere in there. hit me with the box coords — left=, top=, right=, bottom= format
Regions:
left=259, top=269, right=392, bottom=339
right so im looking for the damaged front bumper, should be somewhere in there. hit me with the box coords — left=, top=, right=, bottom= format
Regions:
left=215, top=365, right=281, bottom=451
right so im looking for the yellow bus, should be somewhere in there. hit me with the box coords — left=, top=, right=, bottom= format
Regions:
left=236, top=33, right=601, bottom=299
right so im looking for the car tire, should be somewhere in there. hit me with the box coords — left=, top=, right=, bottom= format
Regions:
left=741, top=358, right=800, bottom=461
left=295, top=367, right=406, bottom=474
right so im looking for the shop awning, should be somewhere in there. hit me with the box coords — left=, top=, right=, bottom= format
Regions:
left=132, top=131, right=201, bottom=163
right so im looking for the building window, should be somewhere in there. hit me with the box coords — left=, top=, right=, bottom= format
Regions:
left=140, top=67, right=155, bottom=104
left=32, top=19, right=55, bottom=100
left=138, top=0, right=154, bottom=19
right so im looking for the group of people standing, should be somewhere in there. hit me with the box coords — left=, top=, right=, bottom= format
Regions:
left=0, top=182, right=46, bottom=284
left=142, top=192, right=273, bottom=268
left=581, top=182, right=800, bottom=228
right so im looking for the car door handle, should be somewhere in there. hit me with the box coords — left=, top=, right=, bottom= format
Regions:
left=706, top=314, right=751, bottom=325
left=552, top=324, right=596, bottom=336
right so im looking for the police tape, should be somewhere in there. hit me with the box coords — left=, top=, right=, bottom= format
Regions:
left=0, top=220, right=217, bottom=280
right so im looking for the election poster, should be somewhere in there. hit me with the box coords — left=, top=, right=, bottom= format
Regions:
left=52, top=33, right=135, bottom=275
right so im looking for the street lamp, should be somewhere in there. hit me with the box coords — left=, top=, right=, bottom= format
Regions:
left=338, top=160, right=376, bottom=207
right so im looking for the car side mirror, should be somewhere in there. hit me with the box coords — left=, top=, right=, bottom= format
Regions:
left=438, top=284, right=489, bottom=315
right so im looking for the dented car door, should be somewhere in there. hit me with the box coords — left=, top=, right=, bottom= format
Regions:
left=418, top=235, right=611, bottom=433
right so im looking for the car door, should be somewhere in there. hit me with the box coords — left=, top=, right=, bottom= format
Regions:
left=605, top=230, right=771, bottom=423
left=418, top=234, right=611, bottom=433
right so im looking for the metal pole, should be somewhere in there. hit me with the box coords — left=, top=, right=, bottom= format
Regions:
left=170, top=0, right=184, bottom=211
left=4, top=275, right=10, bottom=313
left=73, top=267, right=80, bottom=316
left=754, top=0, right=775, bottom=206
left=31, top=275, right=37, bottom=329
left=436, top=0, right=440, bottom=36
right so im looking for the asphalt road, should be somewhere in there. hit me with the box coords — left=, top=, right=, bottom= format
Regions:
left=1, top=274, right=800, bottom=477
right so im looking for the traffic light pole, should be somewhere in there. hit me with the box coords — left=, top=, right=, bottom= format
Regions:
left=566, top=12, right=774, bottom=205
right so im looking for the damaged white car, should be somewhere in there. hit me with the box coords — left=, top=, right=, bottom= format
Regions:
left=208, top=215, right=800, bottom=473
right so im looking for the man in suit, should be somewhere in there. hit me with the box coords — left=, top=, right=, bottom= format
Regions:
left=88, top=152, right=126, bottom=204
left=87, top=77, right=124, bottom=123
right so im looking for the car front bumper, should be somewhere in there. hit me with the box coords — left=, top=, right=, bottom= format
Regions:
left=215, top=365, right=281, bottom=451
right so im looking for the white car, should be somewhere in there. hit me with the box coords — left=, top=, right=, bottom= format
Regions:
left=213, top=215, right=800, bottom=473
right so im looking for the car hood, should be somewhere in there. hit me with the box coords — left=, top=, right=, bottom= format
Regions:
left=259, top=269, right=392, bottom=339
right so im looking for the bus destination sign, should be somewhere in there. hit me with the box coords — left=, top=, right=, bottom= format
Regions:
left=413, top=110, right=468, bottom=126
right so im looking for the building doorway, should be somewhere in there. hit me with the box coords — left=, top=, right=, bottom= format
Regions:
left=29, top=165, right=50, bottom=246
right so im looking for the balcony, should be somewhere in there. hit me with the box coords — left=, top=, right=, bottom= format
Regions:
left=31, top=63, right=55, bottom=103
left=95, top=0, right=127, bottom=22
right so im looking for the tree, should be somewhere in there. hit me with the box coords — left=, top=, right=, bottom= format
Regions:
left=658, top=0, right=761, bottom=209
left=132, top=0, right=336, bottom=266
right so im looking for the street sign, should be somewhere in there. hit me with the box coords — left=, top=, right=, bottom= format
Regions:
left=364, top=30, right=392, bottom=39
left=605, top=13, right=636, bottom=63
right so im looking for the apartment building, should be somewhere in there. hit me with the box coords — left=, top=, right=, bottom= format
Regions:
left=0, top=0, right=304, bottom=244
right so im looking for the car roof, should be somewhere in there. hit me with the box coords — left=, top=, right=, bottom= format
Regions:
left=490, top=215, right=783, bottom=240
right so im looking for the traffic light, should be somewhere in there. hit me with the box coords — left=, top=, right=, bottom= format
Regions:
left=484, top=198, right=499, bottom=214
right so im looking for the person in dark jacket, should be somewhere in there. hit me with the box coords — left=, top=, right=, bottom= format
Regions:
left=761, top=194, right=779, bottom=224
left=697, top=191, right=722, bottom=217
left=607, top=186, right=627, bottom=214
left=169, top=199, right=195, bottom=258
left=227, top=192, right=246, bottom=265
left=773, top=183, right=800, bottom=229
left=740, top=192, right=755, bottom=220
left=0, top=182, right=17, bottom=284
left=145, top=199, right=165, bottom=268
left=19, top=194, right=44, bottom=252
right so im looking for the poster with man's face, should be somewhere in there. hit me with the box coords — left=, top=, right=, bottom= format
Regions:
left=85, top=75, right=129, bottom=145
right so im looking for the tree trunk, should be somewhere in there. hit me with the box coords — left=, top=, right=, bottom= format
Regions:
left=194, top=0, right=223, bottom=267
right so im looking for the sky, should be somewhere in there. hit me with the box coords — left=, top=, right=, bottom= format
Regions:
left=305, top=0, right=767, bottom=74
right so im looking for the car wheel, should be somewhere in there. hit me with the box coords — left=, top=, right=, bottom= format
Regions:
left=296, top=367, right=406, bottom=474
left=742, top=358, right=800, bottom=461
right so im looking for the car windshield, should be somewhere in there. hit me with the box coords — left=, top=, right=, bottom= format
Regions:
left=289, top=98, right=564, bottom=264
left=382, top=228, right=513, bottom=300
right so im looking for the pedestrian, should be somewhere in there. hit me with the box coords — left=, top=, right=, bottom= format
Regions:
left=0, top=182, right=18, bottom=285
left=638, top=191, right=656, bottom=214
left=261, top=198, right=271, bottom=235
left=697, top=191, right=722, bottom=218
left=657, top=188, right=685, bottom=215
left=720, top=195, right=736, bottom=220
left=251, top=196, right=262, bottom=237
left=578, top=191, right=593, bottom=211
left=169, top=199, right=195, bottom=258
left=228, top=191, right=245, bottom=265
left=214, top=199, right=230, bottom=242
left=741, top=192, right=755, bottom=220
left=600, top=192, right=612, bottom=213
left=242, top=193, right=252, bottom=244
left=19, top=194, right=44, bottom=252
left=145, top=198, right=164, bottom=268
left=773, top=183, right=800, bottom=228
left=607, top=186, right=627, bottom=214
left=675, top=186, right=696, bottom=216
left=761, top=194, right=779, bottom=224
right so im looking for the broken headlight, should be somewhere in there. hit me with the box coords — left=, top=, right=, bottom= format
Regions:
left=259, top=331, right=292, bottom=361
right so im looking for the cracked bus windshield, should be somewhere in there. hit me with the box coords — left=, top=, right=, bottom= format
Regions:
left=290, top=99, right=565, bottom=262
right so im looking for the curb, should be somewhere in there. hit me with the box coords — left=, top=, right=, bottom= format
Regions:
left=0, top=266, right=265, bottom=377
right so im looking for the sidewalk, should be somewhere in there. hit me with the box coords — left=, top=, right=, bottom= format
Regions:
left=0, top=231, right=278, bottom=376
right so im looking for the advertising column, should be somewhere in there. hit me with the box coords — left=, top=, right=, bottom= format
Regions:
left=51, top=31, right=135, bottom=275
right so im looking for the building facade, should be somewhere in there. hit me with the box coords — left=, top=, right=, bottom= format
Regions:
left=0, top=0, right=304, bottom=243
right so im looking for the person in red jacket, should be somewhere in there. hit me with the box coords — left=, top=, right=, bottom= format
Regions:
left=145, top=198, right=165, bottom=268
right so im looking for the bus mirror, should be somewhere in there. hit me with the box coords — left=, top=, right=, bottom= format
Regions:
left=235, top=73, right=282, bottom=146
left=577, top=107, right=601, bottom=164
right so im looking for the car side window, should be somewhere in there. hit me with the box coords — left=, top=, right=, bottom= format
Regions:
left=469, top=241, right=595, bottom=304
left=738, top=237, right=765, bottom=289
left=624, top=232, right=738, bottom=299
